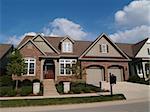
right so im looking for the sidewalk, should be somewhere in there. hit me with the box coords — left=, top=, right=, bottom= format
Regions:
left=0, top=92, right=110, bottom=100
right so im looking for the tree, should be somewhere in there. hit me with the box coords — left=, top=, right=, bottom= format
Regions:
left=71, top=61, right=86, bottom=79
left=7, top=49, right=26, bottom=91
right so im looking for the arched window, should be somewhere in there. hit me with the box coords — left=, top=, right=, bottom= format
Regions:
left=24, top=58, right=36, bottom=76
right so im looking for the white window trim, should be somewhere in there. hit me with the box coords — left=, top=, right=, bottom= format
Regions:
left=59, top=59, right=76, bottom=76
left=23, top=58, right=36, bottom=76
left=101, top=44, right=108, bottom=53
left=62, top=42, right=73, bottom=53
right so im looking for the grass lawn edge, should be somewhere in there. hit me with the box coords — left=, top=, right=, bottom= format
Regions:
left=0, top=94, right=126, bottom=107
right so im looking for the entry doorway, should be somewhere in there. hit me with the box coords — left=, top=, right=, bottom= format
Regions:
left=44, top=60, right=55, bottom=79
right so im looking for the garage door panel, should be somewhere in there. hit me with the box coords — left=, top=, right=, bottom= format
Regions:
left=86, top=68, right=103, bottom=86
left=108, top=68, right=122, bottom=82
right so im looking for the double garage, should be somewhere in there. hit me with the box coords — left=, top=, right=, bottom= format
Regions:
left=86, top=65, right=124, bottom=86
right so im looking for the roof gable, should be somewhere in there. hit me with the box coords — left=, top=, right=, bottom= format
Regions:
left=60, top=36, right=75, bottom=43
left=32, top=34, right=60, bottom=54
left=79, top=33, right=129, bottom=59
left=18, top=39, right=46, bottom=55
left=135, top=38, right=150, bottom=58
left=0, top=44, right=13, bottom=59
left=133, top=38, right=149, bottom=57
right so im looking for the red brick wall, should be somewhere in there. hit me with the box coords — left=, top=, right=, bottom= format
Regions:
left=15, top=43, right=43, bottom=81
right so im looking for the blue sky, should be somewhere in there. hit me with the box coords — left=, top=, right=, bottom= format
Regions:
left=0, top=0, right=149, bottom=45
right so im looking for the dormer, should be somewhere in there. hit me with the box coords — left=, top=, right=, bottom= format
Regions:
left=60, top=36, right=74, bottom=53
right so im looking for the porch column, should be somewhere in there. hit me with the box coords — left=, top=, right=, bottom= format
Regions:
left=40, top=59, right=45, bottom=82
left=142, top=62, right=146, bottom=79
left=54, top=59, right=58, bottom=81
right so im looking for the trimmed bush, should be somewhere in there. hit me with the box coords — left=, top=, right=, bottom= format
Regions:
left=7, top=89, right=17, bottom=97
left=20, top=86, right=32, bottom=96
left=56, top=82, right=109, bottom=94
left=55, top=82, right=63, bottom=94
left=0, top=86, right=16, bottom=97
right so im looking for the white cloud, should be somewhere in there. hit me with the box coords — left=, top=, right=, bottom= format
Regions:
left=43, top=18, right=87, bottom=40
left=115, top=0, right=150, bottom=28
left=110, top=0, right=150, bottom=43
left=6, top=32, right=37, bottom=46
left=109, top=25, right=150, bottom=43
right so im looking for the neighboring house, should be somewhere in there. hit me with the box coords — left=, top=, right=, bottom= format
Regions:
left=0, top=44, right=13, bottom=75
left=14, top=33, right=130, bottom=86
left=117, top=38, right=150, bottom=79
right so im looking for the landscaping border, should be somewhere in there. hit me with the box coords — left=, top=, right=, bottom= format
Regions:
left=0, top=94, right=126, bottom=107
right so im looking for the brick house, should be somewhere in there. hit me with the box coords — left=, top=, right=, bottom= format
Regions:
left=13, top=33, right=132, bottom=86
left=117, top=38, right=150, bottom=80
left=0, top=44, right=13, bottom=75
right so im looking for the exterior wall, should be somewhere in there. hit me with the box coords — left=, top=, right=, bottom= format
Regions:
left=33, top=36, right=55, bottom=53
left=136, top=39, right=150, bottom=58
left=14, top=42, right=43, bottom=81
left=85, top=37, right=122, bottom=57
left=81, top=61, right=129, bottom=82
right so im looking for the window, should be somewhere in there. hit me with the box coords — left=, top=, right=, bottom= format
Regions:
left=145, top=63, right=150, bottom=76
left=24, top=58, right=36, bottom=76
left=100, top=44, right=108, bottom=53
left=147, top=48, right=150, bottom=55
left=59, top=59, right=76, bottom=75
left=62, top=42, right=72, bottom=52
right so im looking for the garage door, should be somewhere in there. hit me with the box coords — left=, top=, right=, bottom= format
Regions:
left=86, top=67, right=104, bottom=86
left=108, top=67, right=123, bottom=82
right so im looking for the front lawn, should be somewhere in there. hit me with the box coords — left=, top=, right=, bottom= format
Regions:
left=56, top=82, right=109, bottom=94
left=0, top=94, right=125, bottom=107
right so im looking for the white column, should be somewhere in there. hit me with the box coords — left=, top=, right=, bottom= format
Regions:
left=142, top=62, right=146, bottom=78
left=40, top=59, right=45, bottom=81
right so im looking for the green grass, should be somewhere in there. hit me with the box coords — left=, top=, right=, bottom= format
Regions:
left=0, top=94, right=125, bottom=107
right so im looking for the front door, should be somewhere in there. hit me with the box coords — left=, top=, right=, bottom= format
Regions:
left=45, top=65, right=55, bottom=79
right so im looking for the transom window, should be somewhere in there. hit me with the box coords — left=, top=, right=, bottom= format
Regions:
left=62, top=42, right=73, bottom=53
left=59, top=59, right=76, bottom=75
left=100, top=44, right=109, bottom=53
left=24, top=58, right=36, bottom=76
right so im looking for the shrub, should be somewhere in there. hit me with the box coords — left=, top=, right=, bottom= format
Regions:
left=7, top=89, right=17, bottom=97
left=128, top=75, right=149, bottom=85
left=0, top=86, right=16, bottom=97
left=71, top=87, right=82, bottom=94
left=55, top=82, right=63, bottom=94
left=128, top=75, right=141, bottom=82
left=0, top=75, right=14, bottom=87
left=22, top=79, right=32, bottom=86
left=20, top=86, right=32, bottom=96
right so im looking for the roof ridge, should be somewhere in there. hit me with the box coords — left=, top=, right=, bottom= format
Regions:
left=134, top=38, right=148, bottom=45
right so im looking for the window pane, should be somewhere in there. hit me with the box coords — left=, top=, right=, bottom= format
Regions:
left=29, top=69, right=34, bottom=74
left=29, top=63, right=34, bottom=74
left=60, top=64, right=65, bottom=74
left=66, top=64, right=71, bottom=74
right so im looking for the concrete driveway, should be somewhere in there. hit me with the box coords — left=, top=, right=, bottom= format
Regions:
left=101, top=82, right=150, bottom=100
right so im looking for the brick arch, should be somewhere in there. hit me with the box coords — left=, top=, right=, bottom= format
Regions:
left=107, top=65, right=124, bottom=69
